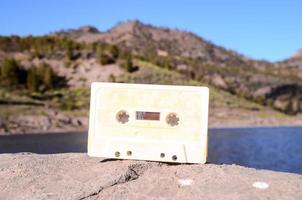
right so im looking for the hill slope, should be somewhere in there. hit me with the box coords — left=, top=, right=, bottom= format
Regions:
left=55, top=20, right=302, bottom=114
left=58, top=21, right=268, bottom=68
left=0, top=21, right=302, bottom=134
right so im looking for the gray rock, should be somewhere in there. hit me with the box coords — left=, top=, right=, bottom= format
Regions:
left=56, top=113, right=72, bottom=124
left=0, top=153, right=301, bottom=200
left=273, top=96, right=291, bottom=112
left=211, top=74, right=228, bottom=90
left=253, top=86, right=272, bottom=98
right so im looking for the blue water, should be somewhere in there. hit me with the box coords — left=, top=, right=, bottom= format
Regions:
left=0, top=127, right=302, bottom=174
left=208, top=127, right=302, bottom=174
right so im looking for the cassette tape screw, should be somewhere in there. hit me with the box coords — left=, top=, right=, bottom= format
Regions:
left=160, top=153, right=165, bottom=158
left=127, top=151, right=132, bottom=156
left=166, top=113, right=179, bottom=127
left=116, top=110, right=129, bottom=124
left=115, top=151, right=120, bottom=157
left=172, top=155, right=178, bottom=161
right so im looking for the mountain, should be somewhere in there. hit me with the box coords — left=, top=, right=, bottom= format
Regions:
left=1, top=20, right=302, bottom=134
left=55, top=21, right=270, bottom=69
left=52, top=20, right=302, bottom=114
left=51, top=25, right=100, bottom=38
left=1, top=20, right=302, bottom=116
left=278, top=49, right=302, bottom=68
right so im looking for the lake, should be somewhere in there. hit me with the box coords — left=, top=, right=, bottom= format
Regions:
left=0, top=126, right=301, bottom=174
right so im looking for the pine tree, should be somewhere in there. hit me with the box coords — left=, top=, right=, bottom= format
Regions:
left=27, top=66, right=38, bottom=92
left=99, top=53, right=114, bottom=65
left=125, top=55, right=135, bottom=73
left=109, top=45, right=119, bottom=59
left=66, top=40, right=74, bottom=60
left=97, top=45, right=114, bottom=65
left=0, top=58, right=19, bottom=86
left=41, top=63, right=54, bottom=90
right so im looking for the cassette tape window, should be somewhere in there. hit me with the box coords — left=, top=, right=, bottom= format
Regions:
left=136, top=111, right=160, bottom=121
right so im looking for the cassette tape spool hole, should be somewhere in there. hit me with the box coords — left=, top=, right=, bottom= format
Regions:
left=166, top=113, right=180, bottom=127
left=116, top=110, right=129, bottom=124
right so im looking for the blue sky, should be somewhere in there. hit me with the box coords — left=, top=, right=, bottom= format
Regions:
left=0, top=0, right=301, bottom=62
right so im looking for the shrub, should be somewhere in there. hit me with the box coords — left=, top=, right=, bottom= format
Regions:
left=96, top=44, right=120, bottom=65
left=56, top=88, right=89, bottom=111
left=40, top=63, right=55, bottom=90
left=108, top=45, right=119, bottom=59
left=27, top=66, right=39, bottom=92
left=122, top=55, right=138, bottom=73
left=99, top=53, right=114, bottom=65
left=0, top=58, right=26, bottom=87
left=66, top=40, right=75, bottom=60
left=26, top=63, right=66, bottom=92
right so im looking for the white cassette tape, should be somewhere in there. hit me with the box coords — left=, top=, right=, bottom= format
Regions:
left=87, top=82, right=209, bottom=163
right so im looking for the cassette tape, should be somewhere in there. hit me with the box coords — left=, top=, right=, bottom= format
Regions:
left=87, top=82, right=209, bottom=163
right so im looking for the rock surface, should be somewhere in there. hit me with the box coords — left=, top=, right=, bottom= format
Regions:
left=0, top=153, right=301, bottom=200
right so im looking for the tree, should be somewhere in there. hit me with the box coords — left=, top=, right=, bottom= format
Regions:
left=99, top=53, right=114, bottom=65
left=27, top=66, right=38, bottom=92
left=124, top=55, right=136, bottom=73
left=40, top=63, right=54, bottom=90
left=109, top=45, right=119, bottom=59
left=26, top=62, right=66, bottom=92
left=26, top=63, right=60, bottom=92
left=0, top=58, right=20, bottom=86
left=66, top=41, right=74, bottom=60
left=97, top=44, right=115, bottom=65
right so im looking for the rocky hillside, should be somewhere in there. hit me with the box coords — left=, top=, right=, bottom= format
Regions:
left=57, top=21, right=269, bottom=68
left=278, top=49, right=302, bottom=69
left=0, top=20, right=302, bottom=134
left=54, top=20, right=302, bottom=114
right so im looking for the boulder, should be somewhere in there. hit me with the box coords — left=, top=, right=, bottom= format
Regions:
left=0, top=153, right=301, bottom=200
left=211, top=74, right=228, bottom=90
left=273, top=95, right=291, bottom=113
left=253, top=86, right=272, bottom=99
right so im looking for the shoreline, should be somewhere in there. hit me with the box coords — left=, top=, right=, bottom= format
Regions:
left=1, top=104, right=302, bottom=135
left=1, top=124, right=302, bottom=136
left=1, top=125, right=302, bottom=136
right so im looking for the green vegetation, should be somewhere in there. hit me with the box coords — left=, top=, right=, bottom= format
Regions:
left=119, top=60, right=187, bottom=85
left=122, top=54, right=137, bottom=73
left=96, top=44, right=122, bottom=65
left=0, top=58, right=27, bottom=86
left=0, top=86, right=89, bottom=112
left=26, top=67, right=38, bottom=92
left=0, top=33, right=301, bottom=115
left=98, top=53, right=115, bottom=65
left=118, top=60, right=268, bottom=112
left=52, top=88, right=89, bottom=111
left=0, top=58, right=66, bottom=93
left=0, top=36, right=128, bottom=113
left=0, top=36, right=82, bottom=56
left=108, top=45, right=119, bottom=60
left=27, top=63, right=64, bottom=92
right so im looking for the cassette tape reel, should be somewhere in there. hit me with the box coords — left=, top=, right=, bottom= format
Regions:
left=88, top=83, right=209, bottom=163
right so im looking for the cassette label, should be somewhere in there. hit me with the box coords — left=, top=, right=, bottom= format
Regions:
left=88, top=82, right=209, bottom=163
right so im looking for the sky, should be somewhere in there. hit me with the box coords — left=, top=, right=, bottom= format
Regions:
left=0, top=0, right=301, bottom=62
